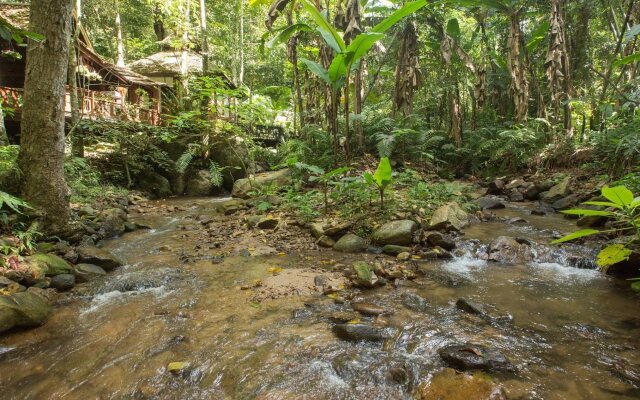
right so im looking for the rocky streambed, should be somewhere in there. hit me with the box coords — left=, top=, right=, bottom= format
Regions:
left=0, top=196, right=639, bottom=399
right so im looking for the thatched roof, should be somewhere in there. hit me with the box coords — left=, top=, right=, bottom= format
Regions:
left=0, top=2, right=28, bottom=30
left=129, top=51, right=235, bottom=88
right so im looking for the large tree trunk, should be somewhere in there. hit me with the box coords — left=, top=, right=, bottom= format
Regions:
left=546, top=0, right=572, bottom=133
left=178, top=0, right=191, bottom=109
left=393, top=20, right=420, bottom=117
left=200, top=0, right=209, bottom=73
left=0, top=106, right=8, bottom=145
left=238, top=0, right=245, bottom=85
left=68, top=28, right=83, bottom=157
left=507, top=11, right=529, bottom=123
left=115, top=8, right=125, bottom=67
left=19, top=0, right=74, bottom=233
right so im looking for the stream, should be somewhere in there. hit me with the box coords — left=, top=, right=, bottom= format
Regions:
left=0, top=197, right=639, bottom=399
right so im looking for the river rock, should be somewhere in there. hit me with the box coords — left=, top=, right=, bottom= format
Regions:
left=486, top=179, right=505, bottom=195
left=352, top=302, right=387, bottom=316
left=439, top=344, right=516, bottom=373
left=98, top=208, right=128, bottom=238
left=401, top=292, right=429, bottom=312
left=324, top=221, right=353, bottom=237
left=26, top=253, right=74, bottom=276
left=186, top=170, right=217, bottom=196
left=76, top=246, right=123, bottom=271
left=508, top=189, right=524, bottom=202
left=74, top=263, right=107, bottom=283
left=0, top=289, right=52, bottom=333
left=425, top=232, right=456, bottom=251
left=475, top=196, right=506, bottom=210
left=429, top=202, right=469, bottom=231
left=418, top=368, right=507, bottom=400
left=371, top=220, right=417, bottom=246
left=382, top=245, right=412, bottom=255
left=551, top=194, right=578, bottom=210
left=316, top=235, right=335, bottom=248
left=397, top=252, right=411, bottom=261
left=487, top=236, right=533, bottom=263
left=334, top=234, right=367, bottom=253
left=137, top=170, right=172, bottom=198
left=256, top=216, right=279, bottom=229
left=456, top=298, right=487, bottom=316
left=215, top=199, right=246, bottom=215
left=231, top=169, right=291, bottom=199
left=309, top=222, right=325, bottom=239
left=332, top=324, right=386, bottom=342
left=606, top=251, right=640, bottom=278
left=352, top=262, right=378, bottom=287
left=541, top=176, right=571, bottom=203
left=49, top=274, right=75, bottom=291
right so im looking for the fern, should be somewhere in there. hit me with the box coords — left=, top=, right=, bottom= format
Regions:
left=176, top=152, right=194, bottom=174
left=208, top=161, right=224, bottom=187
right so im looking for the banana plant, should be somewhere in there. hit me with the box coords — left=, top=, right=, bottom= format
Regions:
left=364, top=157, right=393, bottom=208
left=266, top=0, right=427, bottom=160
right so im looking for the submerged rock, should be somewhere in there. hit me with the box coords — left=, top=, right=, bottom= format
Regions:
left=401, top=292, right=429, bottom=312
left=439, top=344, right=516, bottom=373
left=456, top=298, right=486, bottom=316
left=334, top=234, right=367, bottom=253
left=475, top=197, right=506, bottom=210
left=417, top=368, right=507, bottom=400
left=0, top=289, right=52, bottom=333
left=76, top=246, right=123, bottom=271
left=352, top=302, right=388, bottom=316
left=371, top=220, right=418, bottom=246
left=332, top=324, right=387, bottom=342
left=487, top=236, right=533, bottom=264
left=74, top=263, right=107, bottom=283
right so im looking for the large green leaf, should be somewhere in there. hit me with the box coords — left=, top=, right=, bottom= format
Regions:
left=446, top=18, right=461, bottom=40
left=526, top=20, right=550, bottom=52
left=299, top=58, right=331, bottom=85
left=299, top=0, right=345, bottom=52
left=344, top=32, right=385, bottom=67
left=551, top=229, right=600, bottom=244
left=373, top=157, right=393, bottom=188
left=613, top=53, right=640, bottom=68
left=266, top=23, right=312, bottom=48
left=582, top=201, right=623, bottom=210
left=328, top=53, right=348, bottom=87
left=560, top=209, right=614, bottom=217
left=371, top=0, right=428, bottom=34
left=601, top=185, right=634, bottom=207
left=597, top=244, right=632, bottom=268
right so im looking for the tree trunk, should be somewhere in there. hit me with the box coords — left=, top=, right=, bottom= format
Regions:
left=546, top=0, right=572, bottom=133
left=200, top=0, right=209, bottom=73
left=115, top=8, right=125, bottom=67
left=19, top=0, right=74, bottom=233
left=393, top=20, right=420, bottom=117
left=507, top=11, right=529, bottom=122
left=0, top=105, right=8, bottom=146
left=238, top=0, right=245, bottom=85
left=179, top=0, right=191, bottom=109
left=354, top=62, right=363, bottom=152
left=68, top=26, right=83, bottom=157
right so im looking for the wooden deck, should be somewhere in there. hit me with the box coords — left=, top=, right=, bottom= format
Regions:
left=0, top=86, right=161, bottom=125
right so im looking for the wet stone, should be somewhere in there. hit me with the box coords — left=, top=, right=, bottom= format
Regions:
left=352, top=302, right=388, bottom=316
left=401, top=292, right=429, bottom=312
left=49, top=274, right=75, bottom=291
left=332, top=324, right=387, bottom=342
left=439, top=344, right=516, bottom=373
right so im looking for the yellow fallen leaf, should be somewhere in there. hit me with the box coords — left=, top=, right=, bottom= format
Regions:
left=277, top=252, right=286, bottom=256
left=347, top=318, right=361, bottom=324
left=411, top=255, right=422, bottom=260
left=267, top=267, right=283, bottom=274
left=326, top=293, right=338, bottom=299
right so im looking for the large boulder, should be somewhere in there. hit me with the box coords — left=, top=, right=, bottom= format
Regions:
left=487, top=236, right=533, bottom=263
left=334, top=234, right=367, bottom=253
left=541, top=176, right=571, bottom=203
left=429, top=202, right=469, bottom=231
left=0, top=289, right=52, bottom=333
left=186, top=170, right=221, bottom=197
left=98, top=208, right=128, bottom=238
left=25, top=253, right=73, bottom=276
left=76, top=246, right=123, bottom=271
left=371, top=220, right=417, bottom=246
left=486, top=179, right=505, bottom=195
left=231, top=169, right=291, bottom=199
left=137, top=169, right=172, bottom=199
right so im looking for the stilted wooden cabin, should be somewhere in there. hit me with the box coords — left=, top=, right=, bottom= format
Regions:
left=0, top=2, right=166, bottom=141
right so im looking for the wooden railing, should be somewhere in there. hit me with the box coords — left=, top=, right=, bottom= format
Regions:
left=0, top=86, right=160, bottom=126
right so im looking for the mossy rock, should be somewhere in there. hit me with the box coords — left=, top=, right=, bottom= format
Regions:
left=27, top=253, right=73, bottom=276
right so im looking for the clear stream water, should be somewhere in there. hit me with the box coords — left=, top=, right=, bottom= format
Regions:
left=0, top=198, right=639, bottom=399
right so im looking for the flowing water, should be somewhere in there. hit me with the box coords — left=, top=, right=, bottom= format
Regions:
left=0, top=198, right=639, bottom=399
